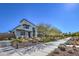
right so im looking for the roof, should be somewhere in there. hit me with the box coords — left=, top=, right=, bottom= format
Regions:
left=11, top=18, right=36, bottom=31
left=20, top=18, right=36, bottom=26
left=10, top=25, right=21, bottom=32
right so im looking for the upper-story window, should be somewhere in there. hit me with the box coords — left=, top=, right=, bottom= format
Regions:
left=23, top=24, right=30, bottom=29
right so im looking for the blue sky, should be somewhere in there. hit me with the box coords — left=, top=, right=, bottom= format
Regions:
left=0, top=3, right=79, bottom=33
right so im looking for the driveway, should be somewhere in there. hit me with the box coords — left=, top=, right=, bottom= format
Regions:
left=0, top=37, right=71, bottom=56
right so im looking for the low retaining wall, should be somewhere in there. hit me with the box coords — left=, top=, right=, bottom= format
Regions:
left=0, top=41, right=11, bottom=48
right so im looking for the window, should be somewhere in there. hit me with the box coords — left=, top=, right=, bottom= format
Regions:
left=23, top=24, right=29, bottom=29
left=20, top=31, right=25, bottom=35
left=25, top=25, right=29, bottom=29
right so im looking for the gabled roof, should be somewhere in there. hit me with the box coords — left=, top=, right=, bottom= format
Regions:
left=20, top=18, right=36, bottom=26
left=11, top=25, right=21, bottom=32
left=11, top=18, right=36, bottom=31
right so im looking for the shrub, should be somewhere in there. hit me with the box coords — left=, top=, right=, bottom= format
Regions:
left=65, top=40, right=73, bottom=45
left=11, top=39, right=21, bottom=43
left=11, top=38, right=30, bottom=48
left=42, top=37, right=51, bottom=43
left=11, top=38, right=29, bottom=44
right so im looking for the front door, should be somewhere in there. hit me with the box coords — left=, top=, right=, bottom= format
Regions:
left=28, top=32, right=31, bottom=38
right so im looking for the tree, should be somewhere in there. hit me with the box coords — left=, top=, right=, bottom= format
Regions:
left=37, top=24, right=51, bottom=37
left=37, top=23, right=62, bottom=37
left=49, top=27, right=62, bottom=36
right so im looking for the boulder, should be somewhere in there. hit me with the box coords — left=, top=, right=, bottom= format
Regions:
left=72, top=45, right=78, bottom=51
left=53, top=48, right=61, bottom=54
left=58, top=44, right=66, bottom=51
left=67, top=49, right=74, bottom=54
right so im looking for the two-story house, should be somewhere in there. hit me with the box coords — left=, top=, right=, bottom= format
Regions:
left=10, top=19, right=37, bottom=38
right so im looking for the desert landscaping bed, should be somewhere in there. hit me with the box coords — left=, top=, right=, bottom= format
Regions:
left=48, top=44, right=79, bottom=56
left=65, top=37, right=79, bottom=45
left=48, top=37, right=79, bottom=56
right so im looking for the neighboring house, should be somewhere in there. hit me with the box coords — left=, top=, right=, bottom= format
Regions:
left=10, top=19, right=37, bottom=38
left=0, top=33, right=15, bottom=40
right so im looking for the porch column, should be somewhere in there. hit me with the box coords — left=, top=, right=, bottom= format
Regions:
left=14, top=30, right=18, bottom=38
left=31, top=32, right=33, bottom=38
left=25, top=32, right=28, bottom=38
left=35, top=28, right=37, bottom=37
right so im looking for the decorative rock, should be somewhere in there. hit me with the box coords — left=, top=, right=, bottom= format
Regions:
left=67, top=49, right=74, bottom=54
left=53, top=48, right=60, bottom=54
left=58, top=44, right=66, bottom=51
left=72, top=45, right=78, bottom=51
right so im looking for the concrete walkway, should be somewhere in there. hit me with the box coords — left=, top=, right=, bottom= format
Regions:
left=0, top=37, right=71, bottom=56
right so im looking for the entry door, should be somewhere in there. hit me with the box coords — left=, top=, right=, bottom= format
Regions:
left=28, top=32, right=31, bottom=38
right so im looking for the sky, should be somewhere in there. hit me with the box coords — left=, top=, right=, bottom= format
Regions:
left=0, top=3, right=79, bottom=33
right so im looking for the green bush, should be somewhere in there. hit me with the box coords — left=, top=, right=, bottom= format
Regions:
left=41, top=37, right=51, bottom=43
left=64, top=41, right=72, bottom=45
left=11, top=38, right=29, bottom=43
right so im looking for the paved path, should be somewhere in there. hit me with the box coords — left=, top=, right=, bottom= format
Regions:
left=0, top=37, right=71, bottom=56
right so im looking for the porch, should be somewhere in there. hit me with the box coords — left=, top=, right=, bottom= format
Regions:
left=14, top=29, right=33, bottom=38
